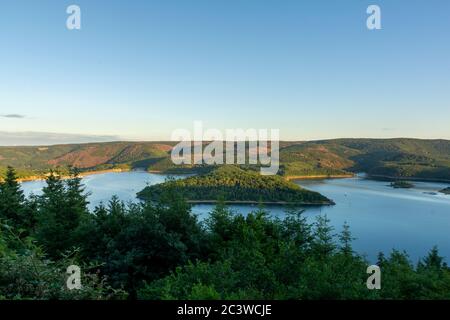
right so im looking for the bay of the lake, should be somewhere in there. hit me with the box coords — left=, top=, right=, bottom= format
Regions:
left=21, top=171, right=450, bottom=263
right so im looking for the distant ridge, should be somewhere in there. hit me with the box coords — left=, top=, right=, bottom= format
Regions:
left=1, top=138, right=450, bottom=182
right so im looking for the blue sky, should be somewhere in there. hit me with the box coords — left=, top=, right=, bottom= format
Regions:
left=0, top=0, right=449, bottom=144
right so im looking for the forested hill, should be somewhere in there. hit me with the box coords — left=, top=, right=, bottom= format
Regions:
left=1, top=138, right=450, bottom=181
left=137, top=166, right=333, bottom=205
left=0, top=141, right=177, bottom=178
left=279, top=138, right=450, bottom=181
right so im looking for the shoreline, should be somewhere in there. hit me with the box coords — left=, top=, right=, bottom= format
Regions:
left=14, top=169, right=450, bottom=186
left=285, top=174, right=355, bottom=181
left=177, top=200, right=334, bottom=206
left=17, top=168, right=130, bottom=183
left=368, top=174, right=450, bottom=184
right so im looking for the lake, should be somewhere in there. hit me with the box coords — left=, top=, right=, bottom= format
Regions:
left=21, top=171, right=450, bottom=263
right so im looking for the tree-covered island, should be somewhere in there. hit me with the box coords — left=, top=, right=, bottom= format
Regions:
left=137, top=166, right=333, bottom=205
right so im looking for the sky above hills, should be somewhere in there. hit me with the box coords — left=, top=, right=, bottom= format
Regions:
left=1, top=0, right=449, bottom=144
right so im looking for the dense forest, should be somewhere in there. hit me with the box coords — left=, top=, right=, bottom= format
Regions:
left=279, top=139, right=450, bottom=181
left=1, top=166, right=450, bottom=300
left=2, top=138, right=450, bottom=182
left=137, top=166, right=332, bottom=205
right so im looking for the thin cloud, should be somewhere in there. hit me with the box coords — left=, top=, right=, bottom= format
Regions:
left=0, top=131, right=122, bottom=146
left=1, top=114, right=26, bottom=119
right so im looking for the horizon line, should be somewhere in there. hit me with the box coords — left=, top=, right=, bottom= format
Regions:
left=2, top=136, right=450, bottom=148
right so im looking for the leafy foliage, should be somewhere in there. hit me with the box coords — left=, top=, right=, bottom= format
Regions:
left=0, top=224, right=127, bottom=300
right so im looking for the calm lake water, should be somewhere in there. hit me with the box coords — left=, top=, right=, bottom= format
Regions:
left=21, top=171, right=450, bottom=263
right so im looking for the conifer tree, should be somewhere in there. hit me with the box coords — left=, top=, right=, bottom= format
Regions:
left=311, top=215, right=336, bottom=259
left=35, top=169, right=89, bottom=258
left=338, top=222, right=354, bottom=256
left=0, top=166, right=27, bottom=229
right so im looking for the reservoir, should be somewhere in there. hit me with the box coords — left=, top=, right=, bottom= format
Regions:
left=21, top=171, right=450, bottom=263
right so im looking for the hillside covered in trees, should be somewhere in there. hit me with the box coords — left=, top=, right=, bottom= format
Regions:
left=2, top=138, right=450, bottom=182
left=137, top=166, right=333, bottom=205
left=1, top=166, right=450, bottom=300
